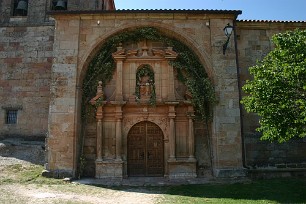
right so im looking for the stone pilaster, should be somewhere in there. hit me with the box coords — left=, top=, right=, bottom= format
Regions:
left=115, top=105, right=123, bottom=161
left=115, top=60, right=123, bottom=101
left=167, top=103, right=178, bottom=162
left=168, top=65, right=176, bottom=101
left=209, top=19, right=245, bottom=177
left=112, top=45, right=126, bottom=102
left=96, top=106, right=103, bottom=161
left=187, top=106, right=196, bottom=161
left=47, top=16, right=81, bottom=178
left=90, top=81, right=105, bottom=161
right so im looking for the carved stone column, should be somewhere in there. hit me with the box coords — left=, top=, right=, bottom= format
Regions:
left=165, top=47, right=178, bottom=101
left=115, top=60, right=123, bottom=101
left=168, top=65, right=176, bottom=101
left=96, top=106, right=103, bottom=161
left=187, top=106, right=196, bottom=161
left=90, top=81, right=105, bottom=161
left=112, top=45, right=126, bottom=102
left=167, top=104, right=177, bottom=161
left=115, top=105, right=123, bottom=161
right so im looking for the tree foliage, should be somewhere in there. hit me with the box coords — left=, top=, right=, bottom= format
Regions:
left=242, top=29, right=306, bottom=143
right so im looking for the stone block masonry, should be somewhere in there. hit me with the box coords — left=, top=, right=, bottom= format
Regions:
left=236, top=21, right=306, bottom=169
left=0, top=25, right=54, bottom=138
left=47, top=10, right=244, bottom=178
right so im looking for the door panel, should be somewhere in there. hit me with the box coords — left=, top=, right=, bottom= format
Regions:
left=127, top=122, right=146, bottom=176
left=127, top=122, right=164, bottom=177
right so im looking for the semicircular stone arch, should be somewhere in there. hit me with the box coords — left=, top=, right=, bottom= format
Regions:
left=122, top=116, right=169, bottom=141
left=77, top=22, right=214, bottom=88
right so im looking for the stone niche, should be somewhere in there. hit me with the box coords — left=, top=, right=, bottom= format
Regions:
left=86, top=40, right=197, bottom=179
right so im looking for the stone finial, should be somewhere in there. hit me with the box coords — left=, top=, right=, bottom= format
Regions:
left=90, top=81, right=104, bottom=105
left=117, top=43, right=123, bottom=51
left=97, top=81, right=103, bottom=95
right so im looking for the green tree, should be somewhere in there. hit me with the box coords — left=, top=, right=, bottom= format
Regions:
left=242, top=29, right=306, bottom=143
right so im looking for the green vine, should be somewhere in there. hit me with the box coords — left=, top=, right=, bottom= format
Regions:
left=82, top=27, right=216, bottom=121
left=78, top=154, right=86, bottom=179
left=135, top=64, right=156, bottom=105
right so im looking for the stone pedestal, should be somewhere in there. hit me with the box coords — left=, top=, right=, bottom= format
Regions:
left=168, top=160, right=197, bottom=179
left=95, top=160, right=124, bottom=179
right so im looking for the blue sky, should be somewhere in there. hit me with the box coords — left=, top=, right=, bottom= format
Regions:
left=115, top=0, right=306, bottom=21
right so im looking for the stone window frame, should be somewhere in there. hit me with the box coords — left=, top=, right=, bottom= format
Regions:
left=2, top=105, right=23, bottom=125
left=11, top=0, right=28, bottom=16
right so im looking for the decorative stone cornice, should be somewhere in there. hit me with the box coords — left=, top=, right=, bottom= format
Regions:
left=112, top=45, right=126, bottom=61
left=112, top=44, right=178, bottom=61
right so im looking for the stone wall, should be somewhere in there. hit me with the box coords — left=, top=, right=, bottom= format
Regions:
left=0, top=0, right=50, bottom=25
left=0, top=0, right=54, bottom=139
left=236, top=21, right=306, bottom=168
left=47, top=10, right=244, bottom=177
left=4, top=0, right=304, bottom=178
left=0, top=25, right=54, bottom=138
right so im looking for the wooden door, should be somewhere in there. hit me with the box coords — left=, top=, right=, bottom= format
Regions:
left=127, top=122, right=164, bottom=177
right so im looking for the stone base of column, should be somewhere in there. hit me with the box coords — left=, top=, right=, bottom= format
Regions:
left=168, top=159, right=197, bottom=179
left=95, top=160, right=123, bottom=179
left=214, top=168, right=247, bottom=178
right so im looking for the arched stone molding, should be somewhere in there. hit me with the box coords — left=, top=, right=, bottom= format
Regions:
left=123, top=116, right=169, bottom=141
left=77, top=21, right=214, bottom=89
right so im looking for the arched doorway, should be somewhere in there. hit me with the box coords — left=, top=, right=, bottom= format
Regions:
left=127, top=121, right=164, bottom=177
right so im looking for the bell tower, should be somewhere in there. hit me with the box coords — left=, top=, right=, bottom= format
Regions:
left=102, top=0, right=116, bottom=10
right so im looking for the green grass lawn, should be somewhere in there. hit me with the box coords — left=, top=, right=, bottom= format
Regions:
left=1, top=164, right=306, bottom=203
left=162, top=178, right=306, bottom=203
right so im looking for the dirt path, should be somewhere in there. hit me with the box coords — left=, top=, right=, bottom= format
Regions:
left=0, top=139, right=164, bottom=204
left=0, top=183, right=162, bottom=204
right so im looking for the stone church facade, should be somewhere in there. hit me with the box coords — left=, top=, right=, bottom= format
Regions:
left=1, top=0, right=306, bottom=179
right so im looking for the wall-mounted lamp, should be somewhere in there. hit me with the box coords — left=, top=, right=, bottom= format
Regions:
left=222, top=23, right=234, bottom=55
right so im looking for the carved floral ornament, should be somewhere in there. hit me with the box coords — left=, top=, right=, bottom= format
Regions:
left=112, top=42, right=178, bottom=60
left=123, top=116, right=169, bottom=140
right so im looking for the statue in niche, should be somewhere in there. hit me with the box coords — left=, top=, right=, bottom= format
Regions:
left=139, top=74, right=152, bottom=97
left=135, top=65, right=155, bottom=102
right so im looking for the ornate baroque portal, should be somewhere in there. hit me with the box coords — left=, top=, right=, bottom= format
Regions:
left=88, top=40, right=197, bottom=179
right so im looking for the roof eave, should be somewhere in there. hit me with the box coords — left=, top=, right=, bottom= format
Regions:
left=47, top=9, right=242, bottom=16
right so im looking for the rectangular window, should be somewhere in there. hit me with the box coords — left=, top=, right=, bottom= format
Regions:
left=6, top=110, right=18, bottom=124
left=12, top=0, right=28, bottom=16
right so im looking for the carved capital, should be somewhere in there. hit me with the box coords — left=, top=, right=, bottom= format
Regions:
left=112, top=45, right=126, bottom=61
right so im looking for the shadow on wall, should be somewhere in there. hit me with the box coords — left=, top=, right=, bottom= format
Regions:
left=245, top=132, right=306, bottom=168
